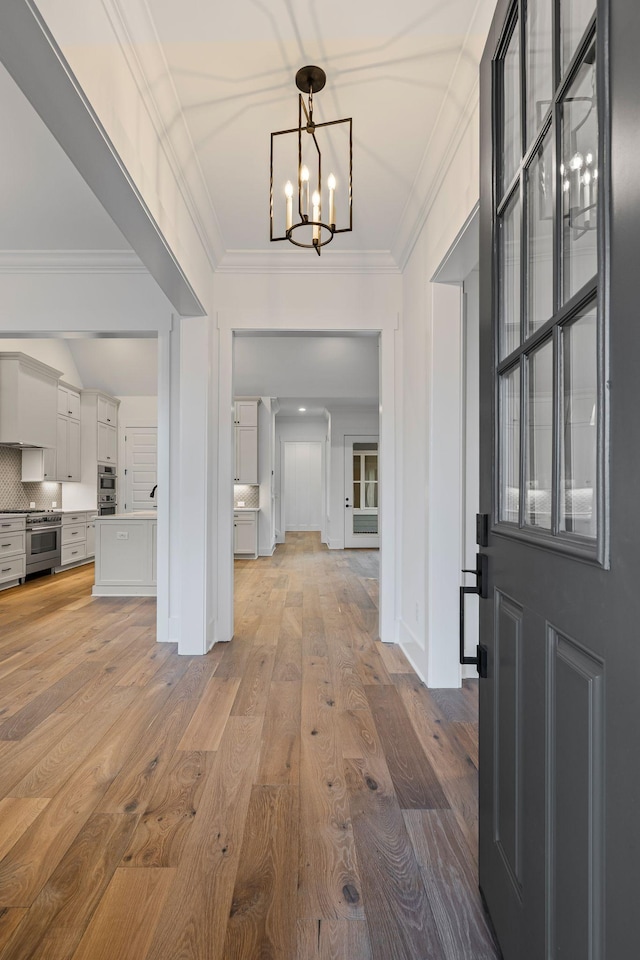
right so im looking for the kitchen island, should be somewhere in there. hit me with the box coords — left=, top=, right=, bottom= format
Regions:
left=92, top=510, right=157, bottom=596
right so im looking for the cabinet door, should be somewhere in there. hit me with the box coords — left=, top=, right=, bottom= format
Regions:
left=58, top=386, right=80, bottom=420
left=56, top=415, right=68, bottom=480
left=234, top=518, right=256, bottom=554
left=235, top=400, right=258, bottom=427
left=66, top=418, right=81, bottom=480
left=106, top=425, right=117, bottom=464
left=97, top=422, right=116, bottom=463
left=43, top=446, right=56, bottom=480
left=235, top=426, right=258, bottom=483
left=86, top=521, right=95, bottom=558
left=97, top=396, right=117, bottom=425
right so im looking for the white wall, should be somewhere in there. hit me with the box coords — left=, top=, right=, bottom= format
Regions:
left=234, top=336, right=378, bottom=401
left=70, top=340, right=158, bottom=397
left=0, top=337, right=83, bottom=385
left=398, top=88, right=481, bottom=687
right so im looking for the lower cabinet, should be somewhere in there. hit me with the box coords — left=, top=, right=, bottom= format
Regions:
left=60, top=513, right=89, bottom=566
left=0, top=517, right=26, bottom=587
left=234, top=511, right=258, bottom=558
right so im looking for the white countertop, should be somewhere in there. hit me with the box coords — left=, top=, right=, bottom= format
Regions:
left=233, top=507, right=259, bottom=512
left=96, top=510, right=158, bottom=520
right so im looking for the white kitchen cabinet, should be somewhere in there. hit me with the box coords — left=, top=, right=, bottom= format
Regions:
left=59, top=512, right=89, bottom=567
left=97, top=395, right=118, bottom=426
left=234, top=425, right=258, bottom=483
left=234, top=399, right=259, bottom=427
left=0, top=515, right=26, bottom=589
left=21, top=445, right=56, bottom=482
left=56, top=415, right=81, bottom=481
left=234, top=511, right=258, bottom=557
left=57, top=383, right=81, bottom=420
left=86, top=514, right=97, bottom=558
left=93, top=513, right=157, bottom=596
left=0, top=353, right=61, bottom=448
left=97, top=421, right=117, bottom=464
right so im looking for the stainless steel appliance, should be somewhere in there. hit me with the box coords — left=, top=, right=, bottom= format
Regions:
left=98, top=464, right=117, bottom=494
left=25, top=512, right=62, bottom=575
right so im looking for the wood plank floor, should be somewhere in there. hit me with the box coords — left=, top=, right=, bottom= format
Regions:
left=0, top=533, right=500, bottom=960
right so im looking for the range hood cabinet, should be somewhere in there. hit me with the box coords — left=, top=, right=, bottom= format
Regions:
left=0, top=353, right=62, bottom=450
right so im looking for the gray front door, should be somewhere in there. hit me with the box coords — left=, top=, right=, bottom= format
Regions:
left=478, top=1, right=639, bottom=957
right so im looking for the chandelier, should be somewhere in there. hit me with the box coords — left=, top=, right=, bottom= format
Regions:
left=270, top=66, right=352, bottom=256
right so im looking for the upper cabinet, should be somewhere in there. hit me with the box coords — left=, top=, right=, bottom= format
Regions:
left=97, top=421, right=117, bottom=464
left=97, top=395, right=118, bottom=426
left=20, top=377, right=82, bottom=482
left=0, top=353, right=61, bottom=448
left=82, top=390, right=120, bottom=469
left=234, top=400, right=259, bottom=428
left=57, top=383, right=81, bottom=420
left=233, top=398, right=259, bottom=484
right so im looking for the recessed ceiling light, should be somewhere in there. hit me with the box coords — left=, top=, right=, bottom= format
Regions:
left=299, top=407, right=306, bottom=412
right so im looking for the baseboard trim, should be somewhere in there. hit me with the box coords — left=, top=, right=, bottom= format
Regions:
left=328, top=538, right=344, bottom=550
left=398, top=620, right=429, bottom=685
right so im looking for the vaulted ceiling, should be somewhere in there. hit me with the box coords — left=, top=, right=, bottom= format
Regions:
left=0, top=0, right=494, bottom=272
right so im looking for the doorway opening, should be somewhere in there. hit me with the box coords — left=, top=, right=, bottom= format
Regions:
left=230, top=331, right=382, bottom=639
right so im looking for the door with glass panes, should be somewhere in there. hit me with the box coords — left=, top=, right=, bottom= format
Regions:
left=345, top=437, right=380, bottom=548
left=478, top=0, right=639, bottom=957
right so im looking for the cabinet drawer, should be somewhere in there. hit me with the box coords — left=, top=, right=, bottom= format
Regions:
left=62, top=542, right=87, bottom=565
left=62, top=523, right=86, bottom=545
left=0, top=532, right=26, bottom=559
left=0, top=518, right=26, bottom=534
left=62, top=513, right=86, bottom=525
left=0, top=555, right=25, bottom=583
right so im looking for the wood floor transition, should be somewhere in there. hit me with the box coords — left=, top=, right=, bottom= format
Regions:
left=0, top=531, right=499, bottom=959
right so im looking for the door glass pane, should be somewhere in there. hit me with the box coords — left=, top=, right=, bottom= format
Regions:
left=525, top=339, right=553, bottom=529
left=526, top=133, right=554, bottom=334
left=500, top=365, right=521, bottom=523
left=525, top=0, right=553, bottom=146
left=502, top=21, right=521, bottom=195
left=353, top=479, right=361, bottom=509
left=353, top=514, right=378, bottom=536
left=561, top=47, right=598, bottom=303
left=500, top=191, right=522, bottom=359
left=560, top=0, right=595, bottom=71
left=353, top=455, right=361, bottom=482
left=561, top=304, right=597, bottom=537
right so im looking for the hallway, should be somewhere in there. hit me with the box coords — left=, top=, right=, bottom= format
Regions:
left=0, top=535, right=498, bottom=959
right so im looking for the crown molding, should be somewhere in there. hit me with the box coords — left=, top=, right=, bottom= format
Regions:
left=0, top=250, right=147, bottom=274
left=101, top=0, right=225, bottom=269
left=215, top=249, right=401, bottom=276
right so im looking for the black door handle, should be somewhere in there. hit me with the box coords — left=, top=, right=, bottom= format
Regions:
left=460, top=553, right=489, bottom=677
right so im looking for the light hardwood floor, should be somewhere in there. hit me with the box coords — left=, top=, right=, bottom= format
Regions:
left=0, top=532, right=500, bottom=960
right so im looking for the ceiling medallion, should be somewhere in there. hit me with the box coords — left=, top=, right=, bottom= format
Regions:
left=270, top=66, right=353, bottom=256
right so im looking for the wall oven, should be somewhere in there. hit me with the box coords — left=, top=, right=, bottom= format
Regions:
left=26, top=514, right=62, bottom=575
left=98, top=463, right=117, bottom=494
left=98, top=503, right=118, bottom=517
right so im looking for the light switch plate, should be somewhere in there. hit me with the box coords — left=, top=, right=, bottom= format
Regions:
left=116, top=531, right=129, bottom=540
left=237, top=500, right=245, bottom=507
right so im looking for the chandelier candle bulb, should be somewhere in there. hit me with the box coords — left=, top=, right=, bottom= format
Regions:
left=301, top=165, right=310, bottom=218
left=312, top=190, right=321, bottom=242
left=285, top=180, right=294, bottom=230
left=328, top=173, right=336, bottom=227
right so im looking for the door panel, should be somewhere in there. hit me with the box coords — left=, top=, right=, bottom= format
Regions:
left=494, top=592, right=523, bottom=894
left=478, top=1, right=618, bottom=957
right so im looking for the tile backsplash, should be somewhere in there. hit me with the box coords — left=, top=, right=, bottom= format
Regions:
left=0, top=447, right=62, bottom=510
left=233, top=484, right=259, bottom=509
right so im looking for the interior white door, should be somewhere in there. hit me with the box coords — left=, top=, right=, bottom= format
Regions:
left=282, top=441, right=322, bottom=532
left=124, top=427, right=158, bottom=513
left=345, top=436, right=380, bottom=548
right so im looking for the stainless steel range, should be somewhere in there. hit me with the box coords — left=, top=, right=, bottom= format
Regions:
left=25, top=512, right=62, bottom=575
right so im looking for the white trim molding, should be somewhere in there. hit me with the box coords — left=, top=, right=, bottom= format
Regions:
left=0, top=250, right=147, bottom=274
left=216, top=250, right=401, bottom=276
